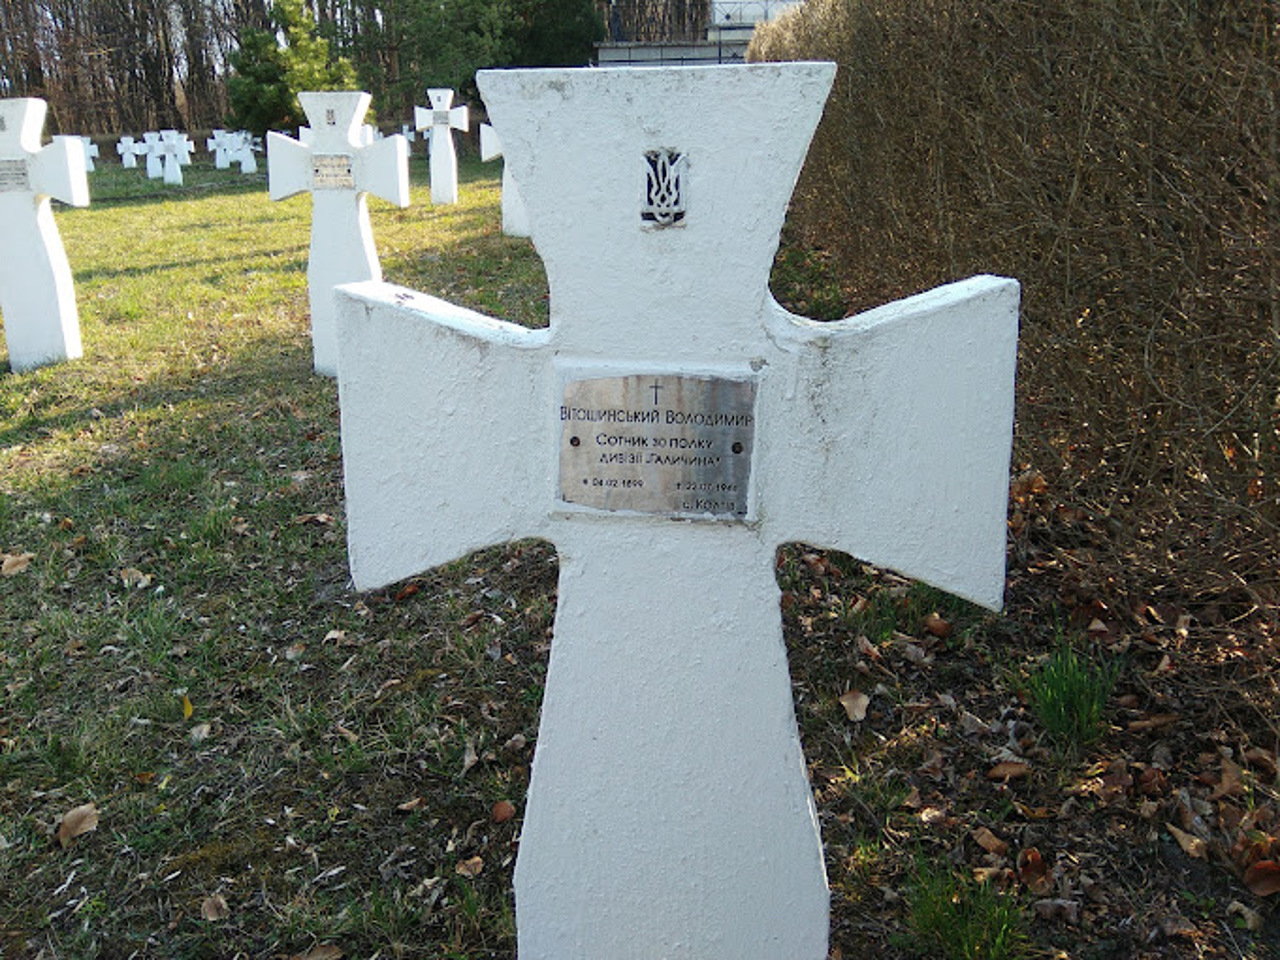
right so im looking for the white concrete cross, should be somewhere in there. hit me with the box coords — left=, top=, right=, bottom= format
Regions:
left=335, top=63, right=1019, bottom=959
left=80, top=137, right=99, bottom=172
left=0, top=98, right=90, bottom=371
left=158, top=130, right=193, bottom=185
left=226, top=131, right=258, bottom=174
left=478, top=122, right=530, bottom=237
left=399, top=123, right=416, bottom=143
left=116, top=135, right=140, bottom=169
left=207, top=129, right=232, bottom=169
left=414, top=88, right=468, bottom=204
left=266, top=90, right=409, bottom=376
left=139, top=132, right=164, bottom=178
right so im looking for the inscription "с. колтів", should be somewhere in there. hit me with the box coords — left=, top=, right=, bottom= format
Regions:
left=558, top=374, right=756, bottom=518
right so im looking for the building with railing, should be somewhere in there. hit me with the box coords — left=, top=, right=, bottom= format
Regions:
left=596, top=0, right=800, bottom=65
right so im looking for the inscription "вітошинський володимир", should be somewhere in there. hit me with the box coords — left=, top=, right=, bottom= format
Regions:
left=558, top=374, right=756, bottom=518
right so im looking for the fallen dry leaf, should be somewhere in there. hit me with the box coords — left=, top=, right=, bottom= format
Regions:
left=201, top=894, right=230, bottom=920
left=396, top=796, right=426, bottom=812
left=988, top=760, right=1031, bottom=781
left=1227, top=899, right=1264, bottom=930
left=1166, top=823, right=1208, bottom=860
left=190, top=722, right=212, bottom=744
left=1017, top=847, right=1053, bottom=895
left=456, top=855, right=484, bottom=878
left=838, top=689, right=870, bottom=722
left=973, top=826, right=1009, bottom=856
left=923, top=612, right=952, bottom=638
left=491, top=800, right=516, bottom=823
left=1243, top=860, right=1280, bottom=897
left=1209, top=758, right=1244, bottom=800
left=55, top=802, right=99, bottom=848
left=1, top=551, right=35, bottom=576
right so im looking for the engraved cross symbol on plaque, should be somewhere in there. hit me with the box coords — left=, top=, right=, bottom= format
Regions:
left=413, top=88, right=468, bottom=204
left=0, top=97, right=90, bottom=371
left=266, top=90, right=409, bottom=376
left=334, top=64, right=1019, bottom=959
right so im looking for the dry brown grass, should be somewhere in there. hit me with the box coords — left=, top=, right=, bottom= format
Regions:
left=752, top=0, right=1279, bottom=622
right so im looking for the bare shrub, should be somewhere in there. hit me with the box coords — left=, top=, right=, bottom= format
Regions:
left=753, top=0, right=1279, bottom=614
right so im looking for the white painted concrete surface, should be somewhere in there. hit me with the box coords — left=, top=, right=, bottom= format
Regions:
left=479, top=122, right=530, bottom=238
left=335, top=62, right=1019, bottom=958
left=267, top=90, right=409, bottom=376
left=0, top=98, right=90, bottom=372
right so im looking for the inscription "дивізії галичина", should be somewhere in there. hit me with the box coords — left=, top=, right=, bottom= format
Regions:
left=558, top=374, right=756, bottom=518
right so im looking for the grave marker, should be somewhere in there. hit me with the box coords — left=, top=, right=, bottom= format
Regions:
left=80, top=137, right=99, bottom=172
left=0, top=98, right=90, bottom=371
left=478, top=123, right=530, bottom=238
left=335, top=63, right=1019, bottom=958
left=414, top=88, right=468, bottom=204
left=140, top=132, right=163, bottom=178
left=267, top=90, right=409, bottom=376
left=207, top=129, right=232, bottom=169
left=116, top=135, right=140, bottom=169
left=158, top=130, right=193, bottom=185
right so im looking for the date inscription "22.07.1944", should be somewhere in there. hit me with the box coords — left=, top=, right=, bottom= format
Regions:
left=558, top=374, right=756, bottom=519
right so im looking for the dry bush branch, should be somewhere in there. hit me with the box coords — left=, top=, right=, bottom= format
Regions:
left=753, top=0, right=1279, bottom=614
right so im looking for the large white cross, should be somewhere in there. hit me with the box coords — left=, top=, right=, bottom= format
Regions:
left=335, top=63, right=1019, bottom=958
left=267, top=90, right=409, bottom=376
left=0, top=98, right=90, bottom=371
left=414, top=88, right=468, bottom=204
left=478, top=123, right=530, bottom=237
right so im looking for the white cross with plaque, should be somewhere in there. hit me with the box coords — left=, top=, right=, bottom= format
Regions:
left=335, top=63, right=1019, bottom=959
left=267, top=90, right=409, bottom=376
left=414, top=88, right=468, bottom=204
left=116, top=135, right=140, bottom=169
left=0, top=98, right=90, bottom=372
left=478, top=123, right=530, bottom=238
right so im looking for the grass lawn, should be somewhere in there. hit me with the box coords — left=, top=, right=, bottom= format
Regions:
left=1, top=151, right=1277, bottom=959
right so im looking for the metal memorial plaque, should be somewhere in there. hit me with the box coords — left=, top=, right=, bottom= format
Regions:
left=433, top=110, right=452, bottom=126
left=312, top=154, right=355, bottom=190
left=559, top=374, right=756, bottom=518
left=0, top=159, right=30, bottom=193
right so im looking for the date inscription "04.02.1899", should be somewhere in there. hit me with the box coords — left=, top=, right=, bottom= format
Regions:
left=558, top=374, right=756, bottom=519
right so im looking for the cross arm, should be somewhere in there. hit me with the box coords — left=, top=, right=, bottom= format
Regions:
left=354, top=135, right=410, bottom=207
left=334, top=281, right=554, bottom=591
left=266, top=132, right=312, bottom=200
left=32, top=138, right=90, bottom=208
left=759, top=275, right=1020, bottom=610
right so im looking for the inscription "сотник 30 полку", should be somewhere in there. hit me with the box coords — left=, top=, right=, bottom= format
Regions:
left=558, top=374, right=756, bottom=518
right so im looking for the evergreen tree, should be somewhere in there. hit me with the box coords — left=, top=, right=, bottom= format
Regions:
left=227, top=0, right=358, bottom=135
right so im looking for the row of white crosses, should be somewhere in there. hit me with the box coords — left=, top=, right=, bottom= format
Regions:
left=206, top=129, right=260, bottom=174
left=0, top=98, right=90, bottom=371
left=333, top=62, right=1021, bottom=959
